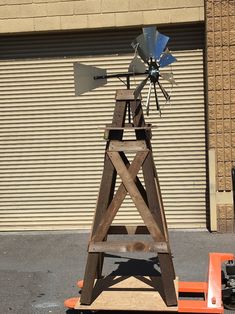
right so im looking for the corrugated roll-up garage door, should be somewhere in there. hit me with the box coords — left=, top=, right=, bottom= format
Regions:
left=0, top=24, right=206, bottom=231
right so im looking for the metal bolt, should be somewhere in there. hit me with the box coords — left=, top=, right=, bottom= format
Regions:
left=211, top=297, right=216, bottom=304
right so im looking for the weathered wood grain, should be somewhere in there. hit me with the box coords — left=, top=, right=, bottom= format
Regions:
left=108, top=151, right=164, bottom=242
left=109, top=140, right=147, bottom=152
left=89, top=241, right=168, bottom=253
left=91, top=151, right=148, bottom=242
left=76, top=276, right=178, bottom=311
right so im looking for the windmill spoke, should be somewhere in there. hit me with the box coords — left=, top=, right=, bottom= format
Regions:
left=146, top=82, right=152, bottom=116
left=153, top=82, right=161, bottom=115
left=133, top=76, right=149, bottom=99
left=158, top=81, right=170, bottom=101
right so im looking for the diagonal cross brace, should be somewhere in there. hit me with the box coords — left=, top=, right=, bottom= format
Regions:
left=92, top=150, right=148, bottom=242
left=108, top=151, right=164, bottom=242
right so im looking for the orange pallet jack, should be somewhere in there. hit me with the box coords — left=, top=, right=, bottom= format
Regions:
left=65, top=252, right=235, bottom=313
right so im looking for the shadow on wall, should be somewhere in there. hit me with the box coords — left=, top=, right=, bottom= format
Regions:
left=0, top=24, right=204, bottom=60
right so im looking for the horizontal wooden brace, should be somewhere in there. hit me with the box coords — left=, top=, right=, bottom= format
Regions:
left=115, top=89, right=140, bottom=101
left=108, top=140, right=148, bottom=152
left=105, top=123, right=152, bottom=130
left=108, top=225, right=149, bottom=235
left=88, top=241, right=168, bottom=253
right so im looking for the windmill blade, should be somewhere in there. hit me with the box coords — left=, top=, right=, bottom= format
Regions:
left=159, top=49, right=177, bottom=68
left=153, top=82, right=161, bottom=115
left=158, top=81, right=170, bottom=101
left=128, top=55, right=147, bottom=73
left=73, top=63, right=107, bottom=95
left=160, top=72, right=177, bottom=85
left=154, top=31, right=169, bottom=61
left=145, top=82, right=152, bottom=116
left=133, top=76, right=149, bottom=99
left=143, top=26, right=156, bottom=59
left=131, top=34, right=149, bottom=63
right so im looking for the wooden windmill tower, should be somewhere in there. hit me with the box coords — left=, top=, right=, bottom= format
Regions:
left=67, top=26, right=178, bottom=311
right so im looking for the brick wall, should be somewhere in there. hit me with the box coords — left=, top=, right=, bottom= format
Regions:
left=206, top=0, right=235, bottom=232
left=0, top=0, right=204, bottom=34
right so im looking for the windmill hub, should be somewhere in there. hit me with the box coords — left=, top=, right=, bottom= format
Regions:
left=148, top=62, right=160, bottom=83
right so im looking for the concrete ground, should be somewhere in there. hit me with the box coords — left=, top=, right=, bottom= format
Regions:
left=0, top=230, right=235, bottom=314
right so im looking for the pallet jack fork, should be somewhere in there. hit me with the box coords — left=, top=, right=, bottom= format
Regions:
left=65, top=252, right=235, bottom=313
left=178, top=252, right=235, bottom=313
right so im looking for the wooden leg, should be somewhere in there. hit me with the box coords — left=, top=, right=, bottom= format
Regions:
left=158, top=253, right=177, bottom=306
left=142, top=152, right=165, bottom=238
left=142, top=151, right=177, bottom=305
left=81, top=100, right=127, bottom=305
left=81, top=154, right=116, bottom=304
left=91, top=154, right=117, bottom=236
left=97, top=252, right=104, bottom=279
left=80, top=253, right=99, bottom=305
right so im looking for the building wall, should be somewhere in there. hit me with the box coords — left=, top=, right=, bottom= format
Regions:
left=206, top=0, right=235, bottom=232
left=5, top=0, right=233, bottom=232
left=0, top=0, right=204, bottom=34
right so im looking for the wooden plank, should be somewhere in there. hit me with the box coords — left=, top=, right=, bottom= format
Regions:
left=130, top=99, right=145, bottom=127
left=116, top=89, right=141, bottom=101
left=158, top=253, right=178, bottom=306
left=129, top=99, right=153, bottom=139
left=81, top=97, right=129, bottom=305
left=154, top=175, right=169, bottom=241
left=142, top=153, right=177, bottom=305
left=89, top=241, right=168, bottom=253
left=91, top=153, right=117, bottom=236
left=109, top=140, right=147, bottom=152
left=76, top=276, right=178, bottom=311
left=81, top=154, right=117, bottom=304
left=112, top=100, right=126, bottom=127
left=108, top=225, right=149, bottom=234
left=80, top=252, right=100, bottom=305
left=91, top=151, right=148, bottom=242
left=104, top=124, right=152, bottom=130
left=142, top=152, right=165, bottom=239
left=108, top=151, right=164, bottom=242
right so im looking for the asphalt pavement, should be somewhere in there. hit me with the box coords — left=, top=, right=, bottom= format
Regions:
left=0, top=230, right=235, bottom=314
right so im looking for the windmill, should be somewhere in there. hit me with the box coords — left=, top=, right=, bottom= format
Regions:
left=74, top=26, right=177, bottom=115
left=65, top=24, right=179, bottom=310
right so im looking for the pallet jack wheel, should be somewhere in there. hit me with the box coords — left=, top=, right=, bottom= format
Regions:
left=223, top=296, right=235, bottom=311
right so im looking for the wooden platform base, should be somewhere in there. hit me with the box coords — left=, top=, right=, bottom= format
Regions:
left=75, top=276, right=178, bottom=311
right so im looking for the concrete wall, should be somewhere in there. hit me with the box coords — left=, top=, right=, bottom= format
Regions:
left=206, top=0, right=235, bottom=232
left=0, top=0, right=204, bottom=34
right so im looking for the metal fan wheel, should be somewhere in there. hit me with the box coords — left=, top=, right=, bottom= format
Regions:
left=224, top=296, right=235, bottom=310
left=130, top=26, right=177, bottom=114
